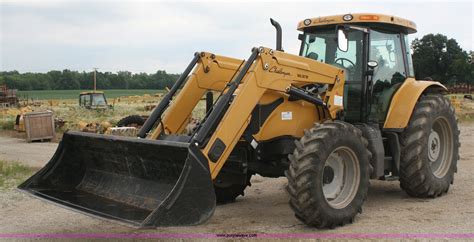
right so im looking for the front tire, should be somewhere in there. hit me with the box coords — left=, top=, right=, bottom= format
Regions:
left=286, top=121, right=370, bottom=228
left=399, top=94, right=460, bottom=197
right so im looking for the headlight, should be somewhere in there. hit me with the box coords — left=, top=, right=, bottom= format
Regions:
left=343, top=14, right=353, bottom=21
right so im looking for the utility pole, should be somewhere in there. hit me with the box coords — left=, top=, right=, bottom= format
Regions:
left=93, top=68, right=98, bottom=91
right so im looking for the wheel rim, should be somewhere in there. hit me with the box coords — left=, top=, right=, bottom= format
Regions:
left=429, top=117, right=453, bottom=178
left=322, top=147, right=360, bottom=209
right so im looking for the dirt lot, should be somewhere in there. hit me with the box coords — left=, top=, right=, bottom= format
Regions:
left=0, top=123, right=473, bottom=235
left=0, top=136, right=58, bottom=167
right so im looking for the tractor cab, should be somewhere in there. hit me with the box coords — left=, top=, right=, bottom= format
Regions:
left=298, top=13, right=417, bottom=125
left=79, top=91, right=110, bottom=109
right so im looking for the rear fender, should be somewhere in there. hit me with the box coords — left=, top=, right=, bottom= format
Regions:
left=383, top=78, right=447, bottom=130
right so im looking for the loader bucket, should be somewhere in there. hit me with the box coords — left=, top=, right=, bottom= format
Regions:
left=18, top=131, right=216, bottom=227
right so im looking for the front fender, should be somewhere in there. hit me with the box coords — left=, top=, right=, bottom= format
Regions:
left=383, top=78, right=446, bottom=130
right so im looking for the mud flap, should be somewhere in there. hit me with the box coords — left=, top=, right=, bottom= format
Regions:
left=18, top=131, right=216, bottom=227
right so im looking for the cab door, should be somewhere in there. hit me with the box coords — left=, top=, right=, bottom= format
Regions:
left=338, top=29, right=368, bottom=123
left=367, top=30, right=408, bottom=124
left=300, top=28, right=368, bottom=123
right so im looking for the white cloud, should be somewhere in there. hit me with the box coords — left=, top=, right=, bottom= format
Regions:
left=0, top=0, right=472, bottom=73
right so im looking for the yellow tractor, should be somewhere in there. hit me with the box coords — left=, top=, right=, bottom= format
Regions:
left=20, top=13, right=459, bottom=228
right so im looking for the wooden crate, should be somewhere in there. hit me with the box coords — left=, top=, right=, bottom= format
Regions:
left=24, top=111, right=55, bottom=142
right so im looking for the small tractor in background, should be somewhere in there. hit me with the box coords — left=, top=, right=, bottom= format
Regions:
left=79, top=91, right=111, bottom=109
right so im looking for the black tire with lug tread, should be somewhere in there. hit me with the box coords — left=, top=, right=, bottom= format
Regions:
left=214, top=174, right=252, bottom=204
left=286, top=120, right=371, bottom=229
left=399, top=94, right=460, bottom=198
left=117, top=115, right=145, bottom=127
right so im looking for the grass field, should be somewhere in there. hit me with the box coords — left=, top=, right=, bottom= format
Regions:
left=18, top=89, right=165, bottom=100
left=0, top=160, right=37, bottom=189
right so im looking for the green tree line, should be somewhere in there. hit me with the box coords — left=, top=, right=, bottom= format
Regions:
left=411, top=34, right=473, bottom=85
left=0, top=70, right=180, bottom=90
left=0, top=33, right=472, bottom=91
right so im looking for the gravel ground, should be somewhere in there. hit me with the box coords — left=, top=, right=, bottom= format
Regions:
left=0, top=123, right=473, bottom=235
left=0, top=136, right=58, bottom=168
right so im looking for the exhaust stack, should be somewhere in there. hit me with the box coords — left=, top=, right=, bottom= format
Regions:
left=270, top=18, right=283, bottom=51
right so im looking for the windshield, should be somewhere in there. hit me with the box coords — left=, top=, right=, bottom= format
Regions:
left=92, top=93, right=107, bottom=106
left=301, top=29, right=364, bottom=82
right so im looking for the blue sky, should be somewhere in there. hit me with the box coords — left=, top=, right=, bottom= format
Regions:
left=1, top=0, right=472, bottom=73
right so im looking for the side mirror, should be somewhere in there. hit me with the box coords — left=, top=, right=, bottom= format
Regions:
left=337, top=28, right=348, bottom=52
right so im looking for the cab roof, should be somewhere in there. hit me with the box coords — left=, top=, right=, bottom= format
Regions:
left=297, top=13, right=417, bottom=34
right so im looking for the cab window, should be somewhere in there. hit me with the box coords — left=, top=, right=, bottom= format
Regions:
left=80, top=94, right=91, bottom=106
left=92, top=94, right=107, bottom=106
left=403, top=34, right=415, bottom=77
left=302, top=29, right=364, bottom=82
left=369, top=30, right=407, bottom=122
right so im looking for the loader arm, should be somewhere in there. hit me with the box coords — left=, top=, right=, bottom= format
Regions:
left=191, top=47, right=346, bottom=179
left=149, top=53, right=244, bottom=138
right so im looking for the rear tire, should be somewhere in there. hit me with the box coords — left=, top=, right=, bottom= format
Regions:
left=286, top=121, right=370, bottom=228
left=117, top=115, right=145, bottom=128
left=399, top=94, right=460, bottom=197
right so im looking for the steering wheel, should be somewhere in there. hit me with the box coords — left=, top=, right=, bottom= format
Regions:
left=335, top=58, right=355, bottom=69
left=334, top=58, right=356, bottom=79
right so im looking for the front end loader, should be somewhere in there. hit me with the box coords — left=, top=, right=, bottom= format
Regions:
left=19, top=45, right=345, bottom=227
left=20, top=14, right=459, bottom=229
